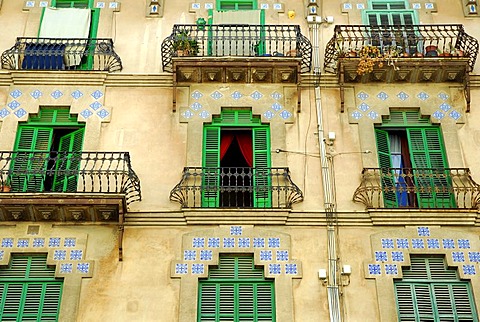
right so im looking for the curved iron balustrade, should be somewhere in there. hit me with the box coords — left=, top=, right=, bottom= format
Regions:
left=170, top=167, right=303, bottom=209
left=161, top=24, right=312, bottom=73
left=1, top=37, right=122, bottom=72
left=353, top=168, right=480, bottom=209
left=0, top=151, right=141, bottom=205
left=324, top=24, right=479, bottom=73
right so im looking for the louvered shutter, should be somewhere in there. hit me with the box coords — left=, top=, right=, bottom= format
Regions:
left=11, top=127, right=53, bottom=192
left=406, top=128, right=453, bottom=208
left=202, top=126, right=221, bottom=207
left=253, top=126, right=271, bottom=208
left=375, top=129, right=397, bottom=207
left=52, top=128, right=84, bottom=192
left=0, top=255, right=62, bottom=321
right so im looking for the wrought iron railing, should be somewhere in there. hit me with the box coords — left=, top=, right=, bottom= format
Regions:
left=0, top=151, right=141, bottom=205
left=161, top=24, right=312, bottom=73
left=324, top=24, right=479, bottom=73
left=169, top=167, right=303, bottom=209
left=353, top=168, right=480, bottom=209
left=1, top=37, right=122, bottom=72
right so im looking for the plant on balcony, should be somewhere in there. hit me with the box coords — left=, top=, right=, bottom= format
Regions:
left=356, top=45, right=399, bottom=75
left=173, top=30, right=199, bottom=56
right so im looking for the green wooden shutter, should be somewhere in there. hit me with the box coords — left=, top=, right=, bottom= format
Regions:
left=52, top=128, right=85, bottom=192
left=198, top=256, right=275, bottom=322
left=375, top=128, right=397, bottom=207
left=253, top=126, right=271, bottom=208
left=406, top=127, right=453, bottom=208
left=202, top=126, right=221, bottom=207
left=11, top=126, right=53, bottom=192
left=217, top=0, right=257, bottom=10
left=0, top=254, right=62, bottom=321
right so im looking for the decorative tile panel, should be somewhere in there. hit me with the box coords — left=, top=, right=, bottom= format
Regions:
left=184, top=250, right=196, bottom=260
left=251, top=91, right=263, bottom=100
left=223, top=238, right=235, bottom=248
left=30, top=90, right=42, bottom=99
left=375, top=251, right=388, bottom=262
left=210, top=91, right=223, bottom=100
left=381, top=239, right=394, bottom=249
left=200, top=250, right=213, bottom=261
left=208, top=238, right=220, bottom=248
left=397, top=91, right=409, bottom=101
left=192, top=263, right=204, bottom=274
left=49, top=237, right=61, bottom=247
left=64, top=238, right=76, bottom=247
left=396, top=238, right=409, bottom=249
left=417, top=227, right=430, bottom=236
left=2, top=238, right=14, bottom=247
left=468, top=252, right=480, bottom=262
left=449, top=110, right=461, bottom=120
left=452, top=251, right=465, bottom=262
left=384, top=264, right=398, bottom=275
left=71, top=90, right=83, bottom=99
left=70, top=250, right=83, bottom=260
left=238, top=238, right=250, bottom=248
left=263, top=110, right=274, bottom=120
left=90, top=101, right=102, bottom=110
left=191, top=91, right=203, bottom=100
left=14, top=109, right=27, bottom=119
left=438, top=92, right=449, bottom=100
left=458, top=239, right=471, bottom=249
left=268, top=238, right=280, bottom=248
left=417, top=92, right=429, bottom=100
left=432, top=111, right=445, bottom=120
left=91, top=90, right=103, bottom=100
left=17, top=239, right=29, bottom=248
left=368, top=264, right=381, bottom=275
left=10, top=89, right=22, bottom=99
left=199, top=110, right=210, bottom=119
left=439, top=103, right=451, bottom=112
left=276, top=250, right=289, bottom=261
left=463, top=265, right=476, bottom=275
left=97, top=109, right=109, bottom=119
left=33, top=238, right=45, bottom=247
left=285, top=264, right=297, bottom=275
left=442, top=239, right=455, bottom=249
left=231, top=91, right=243, bottom=100
left=77, top=263, right=90, bottom=274
left=8, top=100, right=20, bottom=110
left=357, top=91, right=369, bottom=101
left=358, top=103, right=370, bottom=112
left=377, top=92, right=388, bottom=101
left=0, top=250, right=4, bottom=260
left=260, top=250, right=272, bottom=261
left=191, top=102, right=202, bottom=111
left=271, top=102, right=282, bottom=111
left=391, top=251, right=404, bottom=262
left=253, top=238, right=265, bottom=248
left=51, top=90, right=63, bottom=99
left=0, top=108, right=10, bottom=118
left=269, top=263, right=281, bottom=275
left=60, top=263, right=73, bottom=273
left=271, top=92, right=282, bottom=100
left=279, top=110, right=292, bottom=120
left=367, top=111, right=378, bottom=120
left=427, top=239, right=440, bottom=249
left=351, top=111, right=362, bottom=120
left=80, top=109, right=93, bottom=119
left=176, top=263, right=188, bottom=274
left=230, top=226, right=243, bottom=236
left=54, top=250, right=67, bottom=260
left=192, top=237, right=205, bottom=248
left=412, top=239, right=425, bottom=249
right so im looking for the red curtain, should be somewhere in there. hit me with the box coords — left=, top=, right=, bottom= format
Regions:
left=219, top=133, right=253, bottom=167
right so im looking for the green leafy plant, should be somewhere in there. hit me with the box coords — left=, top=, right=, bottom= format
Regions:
left=173, top=30, right=199, bottom=56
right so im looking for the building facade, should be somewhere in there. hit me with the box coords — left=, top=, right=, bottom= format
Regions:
left=0, top=0, right=479, bottom=321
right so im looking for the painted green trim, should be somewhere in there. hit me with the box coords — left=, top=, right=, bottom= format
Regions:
left=216, top=0, right=257, bottom=10
left=363, top=0, right=419, bottom=25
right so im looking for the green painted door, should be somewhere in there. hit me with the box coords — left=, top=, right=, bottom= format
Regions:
left=374, top=128, right=397, bottom=207
left=202, top=126, right=221, bottom=207
left=52, top=128, right=85, bottom=192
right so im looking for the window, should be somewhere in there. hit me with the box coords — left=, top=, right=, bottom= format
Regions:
left=217, top=0, right=257, bottom=10
left=375, top=110, right=453, bottom=208
left=202, top=110, right=271, bottom=208
left=10, top=108, right=84, bottom=193
left=198, top=255, right=275, bottom=321
left=0, top=254, right=63, bottom=321
left=395, top=256, right=478, bottom=321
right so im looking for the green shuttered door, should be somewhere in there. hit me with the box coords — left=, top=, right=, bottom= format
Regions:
left=253, top=126, right=271, bottom=208
left=202, top=126, right=221, bottom=207
left=52, top=128, right=85, bottom=192
left=375, top=128, right=396, bottom=207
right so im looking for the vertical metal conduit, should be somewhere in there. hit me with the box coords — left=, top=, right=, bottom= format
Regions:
left=309, top=22, right=342, bottom=322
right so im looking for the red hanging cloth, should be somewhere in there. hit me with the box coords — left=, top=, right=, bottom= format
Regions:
left=236, top=133, right=253, bottom=167
left=220, top=132, right=235, bottom=160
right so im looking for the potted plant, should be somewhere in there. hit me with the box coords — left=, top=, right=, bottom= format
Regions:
left=173, top=30, right=199, bottom=57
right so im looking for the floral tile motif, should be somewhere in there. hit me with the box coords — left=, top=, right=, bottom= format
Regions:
left=182, top=110, right=194, bottom=119
left=223, top=237, right=235, bottom=248
left=8, top=100, right=20, bottom=110
left=14, top=109, right=27, bottom=119
left=60, top=263, right=73, bottom=273
left=468, top=252, right=480, bottom=262
left=438, top=92, right=449, bottom=101
left=230, top=226, right=242, bottom=236
left=427, top=239, right=440, bottom=249
left=357, top=3, right=365, bottom=9
left=30, top=90, right=42, bottom=99
left=49, top=238, right=61, bottom=247
left=10, top=89, right=22, bottom=99
left=397, top=92, right=409, bottom=101
left=208, top=238, right=220, bottom=248
left=357, top=91, right=369, bottom=101
left=279, top=110, right=292, bottom=120
left=351, top=111, right=362, bottom=120
left=91, top=90, right=103, bottom=100
left=432, top=111, right=445, bottom=120
left=412, top=239, right=425, bottom=249
left=458, top=239, right=471, bottom=249
left=176, top=263, right=188, bottom=274
left=192, top=263, right=204, bottom=274
left=449, top=110, right=461, bottom=121
left=231, top=91, right=243, bottom=100
left=263, top=110, right=275, bottom=120
left=442, top=239, right=455, bottom=249
left=211, top=91, right=223, bottom=100
left=0, top=108, right=10, bottom=118
left=385, top=264, right=398, bottom=275
left=271, top=92, right=282, bottom=100
left=368, top=264, right=381, bottom=275
left=260, top=250, right=272, bottom=261
left=368, top=111, right=378, bottom=120
left=238, top=238, right=250, bottom=248
left=77, top=263, right=90, bottom=274
left=276, top=250, right=289, bottom=261
left=271, top=102, right=282, bottom=111
left=80, top=109, right=93, bottom=119
left=285, top=264, right=298, bottom=275
left=200, top=250, right=213, bottom=261
left=377, top=91, right=388, bottom=101
left=417, top=227, right=430, bottom=236
left=199, top=110, right=210, bottom=119
left=358, top=103, right=370, bottom=112
left=417, top=92, right=429, bottom=101
left=2, top=238, right=13, bottom=248
left=250, top=91, right=263, bottom=100
left=70, top=250, right=83, bottom=260
left=97, top=109, right=109, bottom=119
left=17, top=239, right=29, bottom=248
left=90, top=101, right=102, bottom=110
left=51, top=90, right=63, bottom=99
left=439, top=103, right=452, bottom=112
left=375, top=251, right=388, bottom=262
left=184, top=250, right=196, bottom=261
left=191, top=90, right=203, bottom=100
left=0, top=250, right=3, bottom=260
left=71, top=90, right=83, bottom=99
left=269, top=263, right=281, bottom=275
left=268, top=238, right=280, bottom=248
left=191, top=102, right=202, bottom=111
left=192, top=237, right=205, bottom=248
left=397, top=238, right=409, bottom=249
left=381, top=238, right=394, bottom=249
left=33, top=238, right=45, bottom=248
left=253, top=238, right=265, bottom=248
left=391, top=252, right=404, bottom=262
left=463, top=265, right=476, bottom=275
left=64, top=238, right=76, bottom=247
left=452, top=251, right=465, bottom=262
left=54, top=250, right=67, bottom=260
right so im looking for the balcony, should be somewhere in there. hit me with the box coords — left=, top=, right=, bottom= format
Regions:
left=1, top=37, right=122, bottom=72
left=161, top=24, right=312, bottom=72
left=0, top=151, right=141, bottom=222
left=169, top=167, right=303, bottom=209
left=353, top=168, right=480, bottom=209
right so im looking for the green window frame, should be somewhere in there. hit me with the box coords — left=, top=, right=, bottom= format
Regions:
left=395, top=256, right=478, bottom=322
left=216, top=0, right=257, bottom=10
left=364, top=0, right=417, bottom=25
left=375, top=110, right=453, bottom=208
left=0, top=254, right=63, bottom=321
left=198, top=255, right=275, bottom=322
left=10, top=108, right=84, bottom=193
left=201, top=110, right=272, bottom=208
